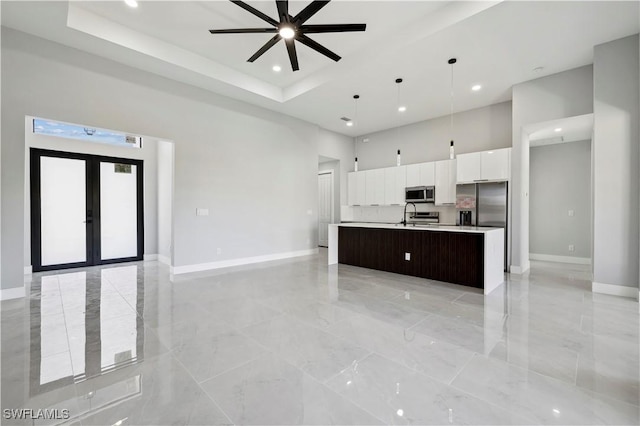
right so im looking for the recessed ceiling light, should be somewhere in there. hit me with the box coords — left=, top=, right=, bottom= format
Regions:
left=346, top=121, right=354, bottom=127
left=124, top=0, right=138, bottom=8
left=272, top=65, right=281, bottom=72
left=398, top=106, right=407, bottom=112
left=278, top=26, right=295, bottom=39
left=554, top=128, right=562, bottom=132
left=471, top=84, right=482, bottom=91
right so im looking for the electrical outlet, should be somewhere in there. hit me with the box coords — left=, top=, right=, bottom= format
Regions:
left=405, top=252, right=411, bottom=261
left=568, top=245, right=575, bottom=252
left=568, top=210, right=575, bottom=217
left=196, top=208, right=209, bottom=216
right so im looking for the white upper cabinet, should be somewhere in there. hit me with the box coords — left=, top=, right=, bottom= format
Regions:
left=435, top=159, right=456, bottom=205
left=384, top=166, right=406, bottom=205
left=456, top=152, right=482, bottom=183
left=365, top=169, right=385, bottom=205
left=405, top=163, right=421, bottom=187
left=480, top=148, right=510, bottom=181
left=348, top=171, right=367, bottom=206
left=419, top=162, right=435, bottom=186
left=348, top=172, right=356, bottom=205
left=406, top=162, right=435, bottom=187
left=456, top=148, right=511, bottom=183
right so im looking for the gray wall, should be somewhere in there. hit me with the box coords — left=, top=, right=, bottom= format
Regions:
left=355, top=101, right=512, bottom=170
left=511, top=65, right=594, bottom=272
left=1, top=28, right=347, bottom=290
left=157, top=140, right=174, bottom=263
left=317, top=128, right=355, bottom=215
left=593, top=34, right=639, bottom=289
left=318, top=159, right=340, bottom=224
left=530, top=140, right=591, bottom=258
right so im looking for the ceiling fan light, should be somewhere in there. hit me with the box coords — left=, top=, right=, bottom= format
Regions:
left=279, top=26, right=295, bottom=39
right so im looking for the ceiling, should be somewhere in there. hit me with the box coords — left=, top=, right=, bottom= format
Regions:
left=529, top=114, right=594, bottom=147
left=2, top=1, right=638, bottom=137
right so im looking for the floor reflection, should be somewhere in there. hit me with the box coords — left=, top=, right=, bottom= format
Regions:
left=28, top=265, right=145, bottom=402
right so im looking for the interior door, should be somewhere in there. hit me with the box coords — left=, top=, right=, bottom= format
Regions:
left=31, top=149, right=144, bottom=272
left=318, top=172, right=333, bottom=247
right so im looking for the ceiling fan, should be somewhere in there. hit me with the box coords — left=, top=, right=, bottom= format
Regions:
left=209, top=0, right=366, bottom=71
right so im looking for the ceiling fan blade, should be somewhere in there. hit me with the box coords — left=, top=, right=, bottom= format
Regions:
left=292, top=1, right=331, bottom=25
left=276, top=0, right=289, bottom=23
left=230, top=1, right=279, bottom=27
left=300, top=23, right=366, bottom=33
left=247, top=34, right=282, bottom=62
left=209, top=28, right=278, bottom=34
left=285, top=38, right=299, bottom=71
left=297, top=34, right=340, bottom=62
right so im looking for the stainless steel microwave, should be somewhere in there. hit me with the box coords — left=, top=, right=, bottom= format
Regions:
left=405, top=186, right=435, bottom=203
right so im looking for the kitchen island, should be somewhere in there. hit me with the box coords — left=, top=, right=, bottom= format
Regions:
left=328, top=223, right=505, bottom=295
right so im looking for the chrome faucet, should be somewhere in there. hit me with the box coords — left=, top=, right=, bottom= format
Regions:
left=402, top=202, right=417, bottom=227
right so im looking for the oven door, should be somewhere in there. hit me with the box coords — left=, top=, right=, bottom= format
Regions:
left=405, top=187, right=426, bottom=202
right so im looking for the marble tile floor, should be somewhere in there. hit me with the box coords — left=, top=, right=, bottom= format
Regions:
left=1, top=252, right=639, bottom=425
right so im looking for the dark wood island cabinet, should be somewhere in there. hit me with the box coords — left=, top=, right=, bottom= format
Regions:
left=329, top=223, right=504, bottom=294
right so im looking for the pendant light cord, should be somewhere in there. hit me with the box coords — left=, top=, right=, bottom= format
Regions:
left=450, top=61, right=454, bottom=142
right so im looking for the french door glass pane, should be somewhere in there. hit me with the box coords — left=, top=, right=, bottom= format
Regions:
left=100, top=162, right=137, bottom=260
left=40, top=157, right=87, bottom=266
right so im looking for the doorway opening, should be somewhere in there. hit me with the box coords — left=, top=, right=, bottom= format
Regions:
left=30, top=149, right=144, bottom=272
left=526, top=114, right=594, bottom=270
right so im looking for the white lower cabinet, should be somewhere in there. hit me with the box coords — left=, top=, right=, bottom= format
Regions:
left=435, top=159, right=456, bottom=205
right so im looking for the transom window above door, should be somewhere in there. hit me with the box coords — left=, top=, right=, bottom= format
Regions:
left=32, top=118, right=142, bottom=148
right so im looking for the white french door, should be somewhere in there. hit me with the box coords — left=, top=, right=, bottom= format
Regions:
left=31, top=149, right=144, bottom=272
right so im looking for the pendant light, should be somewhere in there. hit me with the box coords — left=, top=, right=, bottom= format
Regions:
left=352, top=94, right=360, bottom=171
left=396, top=78, right=403, bottom=166
left=448, top=58, right=457, bottom=159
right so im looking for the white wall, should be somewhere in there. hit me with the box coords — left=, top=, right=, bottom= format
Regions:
left=511, top=65, right=594, bottom=273
left=157, top=140, right=174, bottom=265
left=0, top=28, right=345, bottom=289
left=354, top=101, right=512, bottom=170
left=593, top=34, right=639, bottom=290
left=23, top=119, right=160, bottom=269
left=530, top=140, right=591, bottom=259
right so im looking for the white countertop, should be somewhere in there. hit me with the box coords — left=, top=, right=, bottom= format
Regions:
left=335, top=222, right=503, bottom=234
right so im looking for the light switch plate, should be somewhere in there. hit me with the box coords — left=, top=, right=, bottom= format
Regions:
left=405, top=252, right=411, bottom=261
left=568, top=210, right=575, bottom=217
left=196, top=208, right=209, bottom=216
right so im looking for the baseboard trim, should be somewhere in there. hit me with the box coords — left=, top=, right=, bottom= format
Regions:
left=530, top=253, right=591, bottom=265
left=592, top=281, right=638, bottom=299
left=1, top=286, right=26, bottom=300
left=143, top=254, right=158, bottom=261
left=158, top=254, right=171, bottom=266
left=24, top=266, right=32, bottom=275
left=171, top=248, right=319, bottom=275
left=509, top=260, right=530, bottom=274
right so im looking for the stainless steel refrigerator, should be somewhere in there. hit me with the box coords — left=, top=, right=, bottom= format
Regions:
left=456, top=182, right=508, bottom=270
